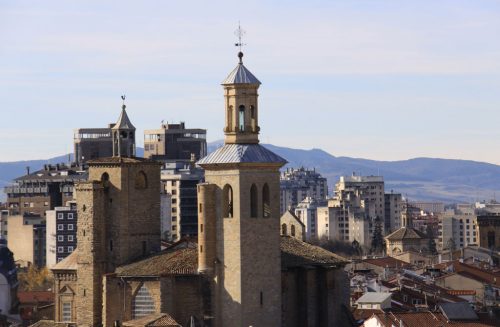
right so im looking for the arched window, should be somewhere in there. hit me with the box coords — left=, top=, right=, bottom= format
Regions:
left=250, top=105, right=256, bottom=131
left=291, top=225, right=296, bottom=237
left=250, top=184, right=258, bottom=218
left=132, top=284, right=155, bottom=319
left=101, top=173, right=110, bottom=189
left=238, top=105, right=245, bottom=132
left=135, top=171, right=148, bottom=189
left=262, top=183, right=270, bottom=218
left=281, top=223, right=287, bottom=235
left=223, top=184, right=233, bottom=218
left=228, top=106, right=233, bottom=130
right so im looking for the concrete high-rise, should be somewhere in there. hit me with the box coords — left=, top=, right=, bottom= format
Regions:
left=144, top=122, right=206, bottom=161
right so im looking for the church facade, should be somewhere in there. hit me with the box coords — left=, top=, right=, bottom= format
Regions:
left=51, top=51, right=351, bottom=327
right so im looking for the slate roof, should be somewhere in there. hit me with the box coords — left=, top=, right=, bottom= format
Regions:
left=439, top=302, right=478, bottom=321
left=197, top=144, right=287, bottom=166
left=280, top=236, right=349, bottom=268
left=13, top=166, right=87, bottom=182
left=88, top=156, right=159, bottom=165
left=112, top=107, right=135, bottom=130
left=385, top=227, right=427, bottom=241
left=123, top=313, right=181, bottom=327
left=222, top=63, right=261, bottom=85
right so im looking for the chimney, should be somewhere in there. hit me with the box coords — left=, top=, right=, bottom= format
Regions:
left=26, top=166, right=30, bottom=175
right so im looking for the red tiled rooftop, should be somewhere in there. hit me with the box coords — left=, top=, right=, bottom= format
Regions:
left=18, top=291, right=54, bottom=304
left=371, top=311, right=496, bottom=327
left=363, top=257, right=410, bottom=268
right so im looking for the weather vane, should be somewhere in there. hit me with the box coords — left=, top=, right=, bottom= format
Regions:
left=234, top=22, right=246, bottom=53
left=121, top=95, right=126, bottom=109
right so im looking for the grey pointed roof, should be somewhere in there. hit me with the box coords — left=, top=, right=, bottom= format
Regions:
left=385, top=227, right=427, bottom=241
left=112, top=107, right=135, bottom=130
left=197, top=144, right=286, bottom=166
left=222, top=63, right=261, bottom=85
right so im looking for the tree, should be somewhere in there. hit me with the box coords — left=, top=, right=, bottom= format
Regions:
left=351, top=239, right=362, bottom=257
left=371, top=216, right=384, bottom=255
left=426, top=225, right=438, bottom=255
left=18, top=265, right=52, bottom=291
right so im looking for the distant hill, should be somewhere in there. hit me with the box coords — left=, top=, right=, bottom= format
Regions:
left=1, top=143, right=498, bottom=203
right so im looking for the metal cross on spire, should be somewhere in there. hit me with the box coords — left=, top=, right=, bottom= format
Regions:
left=234, top=22, right=246, bottom=63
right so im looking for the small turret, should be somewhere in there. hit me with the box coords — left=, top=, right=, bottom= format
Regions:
left=112, top=96, right=136, bottom=157
left=221, top=52, right=261, bottom=144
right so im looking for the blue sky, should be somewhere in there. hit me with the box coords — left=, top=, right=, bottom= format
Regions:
left=1, top=0, right=500, bottom=163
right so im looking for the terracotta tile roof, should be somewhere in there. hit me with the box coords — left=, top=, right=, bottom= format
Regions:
left=385, top=227, right=427, bottom=240
left=115, top=245, right=198, bottom=277
left=123, top=313, right=181, bottom=327
left=280, top=236, right=349, bottom=268
left=51, top=250, right=78, bottom=271
left=18, top=291, right=54, bottom=304
left=363, top=257, right=410, bottom=269
left=66, top=237, right=349, bottom=278
left=29, top=320, right=74, bottom=327
left=371, top=311, right=496, bottom=327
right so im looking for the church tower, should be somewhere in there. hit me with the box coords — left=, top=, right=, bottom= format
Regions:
left=197, top=50, right=287, bottom=326
left=112, top=98, right=136, bottom=157
left=75, top=101, right=161, bottom=327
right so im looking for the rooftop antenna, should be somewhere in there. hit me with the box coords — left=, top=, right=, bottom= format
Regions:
left=234, top=22, right=246, bottom=63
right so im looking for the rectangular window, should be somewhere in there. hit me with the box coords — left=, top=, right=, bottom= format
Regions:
left=62, top=302, right=72, bottom=322
left=68, top=213, right=74, bottom=220
left=58, top=246, right=64, bottom=253
left=68, top=224, right=74, bottom=231
left=58, top=224, right=64, bottom=231
left=67, top=246, right=74, bottom=252
left=68, top=235, right=74, bottom=242
left=58, top=235, right=64, bottom=242
left=57, top=213, right=64, bottom=220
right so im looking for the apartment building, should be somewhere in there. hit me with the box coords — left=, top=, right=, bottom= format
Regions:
left=46, top=202, right=77, bottom=268
left=8, top=214, right=46, bottom=267
left=280, top=167, right=327, bottom=214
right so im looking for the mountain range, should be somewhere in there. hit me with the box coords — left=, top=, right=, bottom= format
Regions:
left=1, top=142, right=499, bottom=203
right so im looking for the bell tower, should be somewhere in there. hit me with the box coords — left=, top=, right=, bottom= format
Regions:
left=112, top=96, right=136, bottom=157
left=197, top=46, right=287, bottom=326
left=222, top=51, right=261, bottom=144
